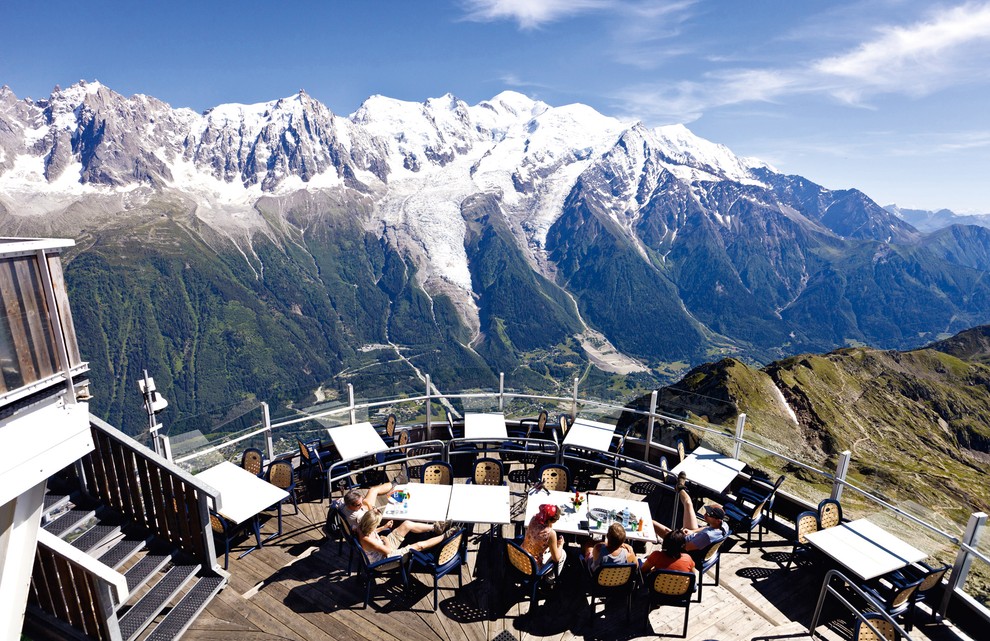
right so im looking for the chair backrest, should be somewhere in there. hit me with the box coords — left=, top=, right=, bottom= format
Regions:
left=436, top=529, right=465, bottom=565
left=506, top=540, right=537, bottom=576
left=353, top=535, right=402, bottom=573
left=593, top=563, right=636, bottom=589
left=818, top=498, right=843, bottom=529
left=700, top=536, right=727, bottom=568
left=267, top=460, right=295, bottom=491
left=888, top=580, right=923, bottom=609
left=853, top=614, right=897, bottom=641
left=473, top=458, right=504, bottom=485
left=396, top=429, right=410, bottom=447
left=385, top=414, right=397, bottom=438
left=658, top=455, right=668, bottom=472
left=422, top=461, right=453, bottom=485
left=917, top=563, right=950, bottom=592
left=297, top=438, right=311, bottom=461
left=241, top=448, right=263, bottom=476
left=540, top=464, right=570, bottom=491
left=557, top=415, right=568, bottom=438
left=209, top=510, right=228, bottom=535
left=795, top=510, right=820, bottom=545
left=676, top=439, right=686, bottom=463
left=648, top=569, right=696, bottom=598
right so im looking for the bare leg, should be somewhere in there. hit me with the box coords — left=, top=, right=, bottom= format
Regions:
left=679, top=489, right=699, bottom=530
left=408, top=531, right=450, bottom=552
left=398, top=521, right=435, bottom=535
left=652, top=520, right=672, bottom=539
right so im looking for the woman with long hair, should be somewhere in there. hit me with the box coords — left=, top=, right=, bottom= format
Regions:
left=358, top=509, right=452, bottom=563
left=523, top=503, right=567, bottom=574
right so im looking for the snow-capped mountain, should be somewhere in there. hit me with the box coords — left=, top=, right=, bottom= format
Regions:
left=3, top=81, right=988, bottom=426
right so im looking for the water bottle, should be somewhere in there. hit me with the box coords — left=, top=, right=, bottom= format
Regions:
left=621, top=507, right=630, bottom=529
left=402, top=497, right=408, bottom=514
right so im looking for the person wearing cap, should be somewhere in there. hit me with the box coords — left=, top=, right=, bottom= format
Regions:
left=651, top=485, right=729, bottom=551
left=523, top=503, right=567, bottom=575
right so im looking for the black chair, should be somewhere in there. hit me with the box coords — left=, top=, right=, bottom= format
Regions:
left=353, top=536, right=409, bottom=609
left=787, top=510, right=820, bottom=569
left=328, top=461, right=358, bottom=498
left=296, top=438, right=329, bottom=500
left=585, top=562, right=637, bottom=627
left=691, top=535, right=729, bottom=601
left=240, top=447, right=264, bottom=477
left=538, top=463, right=571, bottom=492
left=382, top=413, right=397, bottom=446
left=325, top=504, right=356, bottom=574
left=818, top=498, right=843, bottom=529
left=853, top=613, right=898, bottom=641
left=504, top=538, right=557, bottom=607
left=409, top=528, right=467, bottom=610
left=735, top=474, right=785, bottom=520
left=859, top=576, right=924, bottom=625
left=889, top=561, right=951, bottom=630
left=209, top=510, right=244, bottom=571
left=644, top=569, right=696, bottom=637
left=723, top=497, right=769, bottom=553
left=265, top=460, right=298, bottom=527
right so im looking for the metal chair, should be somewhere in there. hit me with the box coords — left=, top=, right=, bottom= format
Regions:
left=353, top=535, right=409, bottom=609
left=409, top=528, right=467, bottom=610
left=585, top=562, right=637, bottom=627
left=469, top=457, right=505, bottom=485
left=382, top=413, right=397, bottom=446
left=325, top=504, right=356, bottom=574
left=296, top=438, right=328, bottom=501
left=676, top=439, right=686, bottom=464
left=209, top=510, right=242, bottom=571
left=504, top=538, right=557, bottom=607
left=644, top=569, right=696, bottom=637
left=723, top=497, right=769, bottom=553
left=241, top=447, right=264, bottom=477
left=692, top=535, right=729, bottom=601
left=889, top=561, right=951, bottom=630
left=787, top=510, right=820, bottom=569
left=859, top=576, right=924, bottom=624
left=538, top=463, right=571, bottom=492
left=853, top=613, right=898, bottom=641
left=266, top=460, right=298, bottom=525
left=421, top=461, right=453, bottom=485
left=818, top=498, right=843, bottom=529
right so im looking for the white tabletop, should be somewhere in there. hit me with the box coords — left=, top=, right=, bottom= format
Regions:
left=670, top=446, right=746, bottom=493
left=326, top=422, right=389, bottom=460
left=448, top=484, right=511, bottom=524
left=563, top=418, right=617, bottom=452
left=463, top=413, right=508, bottom=440
left=586, top=494, right=658, bottom=543
left=524, top=489, right=589, bottom=535
left=804, top=518, right=928, bottom=581
left=195, top=461, right=289, bottom=525
left=380, top=482, right=452, bottom=522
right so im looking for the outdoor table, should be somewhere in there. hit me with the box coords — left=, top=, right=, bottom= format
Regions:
left=448, top=483, right=511, bottom=524
left=586, top=493, right=658, bottom=543
left=670, top=446, right=746, bottom=494
left=326, top=421, right=389, bottom=461
left=804, top=518, right=927, bottom=581
left=463, top=412, right=509, bottom=440
left=195, top=461, right=289, bottom=556
left=380, top=481, right=452, bottom=523
left=562, top=417, right=617, bottom=452
left=524, top=489, right=588, bottom=536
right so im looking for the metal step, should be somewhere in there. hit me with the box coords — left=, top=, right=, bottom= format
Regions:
left=42, top=493, right=72, bottom=520
left=71, top=524, right=122, bottom=554
left=145, top=575, right=226, bottom=641
left=124, top=553, right=172, bottom=594
left=42, top=508, right=95, bottom=538
left=98, top=536, right=148, bottom=570
left=118, top=564, right=200, bottom=641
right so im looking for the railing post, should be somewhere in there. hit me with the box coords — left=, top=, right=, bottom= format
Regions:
left=646, top=390, right=658, bottom=461
left=36, top=249, right=77, bottom=404
left=832, top=450, right=851, bottom=501
left=571, top=378, right=579, bottom=421
left=197, top=490, right=223, bottom=574
left=499, top=372, right=504, bottom=412
left=732, top=413, right=747, bottom=459
left=348, top=383, right=356, bottom=424
left=159, top=434, right=172, bottom=461
left=425, top=374, right=432, bottom=435
left=262, top=402, right=274, bottom=461
left=941, top=511, right=987, bottom=617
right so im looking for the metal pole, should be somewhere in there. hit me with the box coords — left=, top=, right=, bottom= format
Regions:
left=646, top=390, right=658, bottom=461
left=832, top=450, right=851, bottom=501
left=941, top=511, right=987, bottom=617
left=425, top=374, right=432, bottom=435
left=142, top=369, right=161, bottom=457
left=262, top=402, right=274, bottom=461
left=571, top=378, right=579, bottom=421
left=732, top=413, right=747, bottom=459
left=348, top=383, right=355, bottom=424
left=499, top=372, right=504, bottom=412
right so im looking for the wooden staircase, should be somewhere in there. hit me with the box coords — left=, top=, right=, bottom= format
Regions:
left=24, top=418, right=227, bottom=641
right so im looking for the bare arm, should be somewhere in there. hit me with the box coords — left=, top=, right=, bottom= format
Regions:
left=360, top=532, right=393, bottom=557
left=547, top=527, right=564, bottom=563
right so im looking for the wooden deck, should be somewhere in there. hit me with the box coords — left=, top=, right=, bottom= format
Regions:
left=180, top=475, right=974, bottom=641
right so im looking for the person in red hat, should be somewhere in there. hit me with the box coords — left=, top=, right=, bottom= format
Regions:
left=523, top=503, right=567, bottom=574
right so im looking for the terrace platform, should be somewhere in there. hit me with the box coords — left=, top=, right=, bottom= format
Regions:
left=178, top=471, right=976, bottom=641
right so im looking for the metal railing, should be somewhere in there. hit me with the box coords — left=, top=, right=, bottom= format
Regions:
left=810, top=568, right=914, bottom=640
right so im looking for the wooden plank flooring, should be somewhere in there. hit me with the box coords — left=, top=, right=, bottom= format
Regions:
left=182, top=474, right=974, bottom=641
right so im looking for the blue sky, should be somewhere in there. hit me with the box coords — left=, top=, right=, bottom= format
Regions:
left=3, top=0, right=989, bottom=212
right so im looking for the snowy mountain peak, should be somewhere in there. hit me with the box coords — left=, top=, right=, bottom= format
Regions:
left=652, top=123, right=763, bottom=185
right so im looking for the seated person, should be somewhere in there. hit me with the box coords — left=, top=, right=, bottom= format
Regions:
left=584, top=522, right=637, bottom=571
left=357, top=509, right=452, bottom=564
left=641, top=529, right=695, bottom=573
left=523, top=503, right=567, bottom=574
left=339, top=475, right=443, bottom=538
left=652, top=484, right=729, bottom=552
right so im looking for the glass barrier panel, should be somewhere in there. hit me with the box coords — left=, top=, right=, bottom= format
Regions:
left=966, top=537, right=990, bottom=609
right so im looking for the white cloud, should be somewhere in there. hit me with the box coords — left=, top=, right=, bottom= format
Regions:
left=460, top=0, right=615, bottom=29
